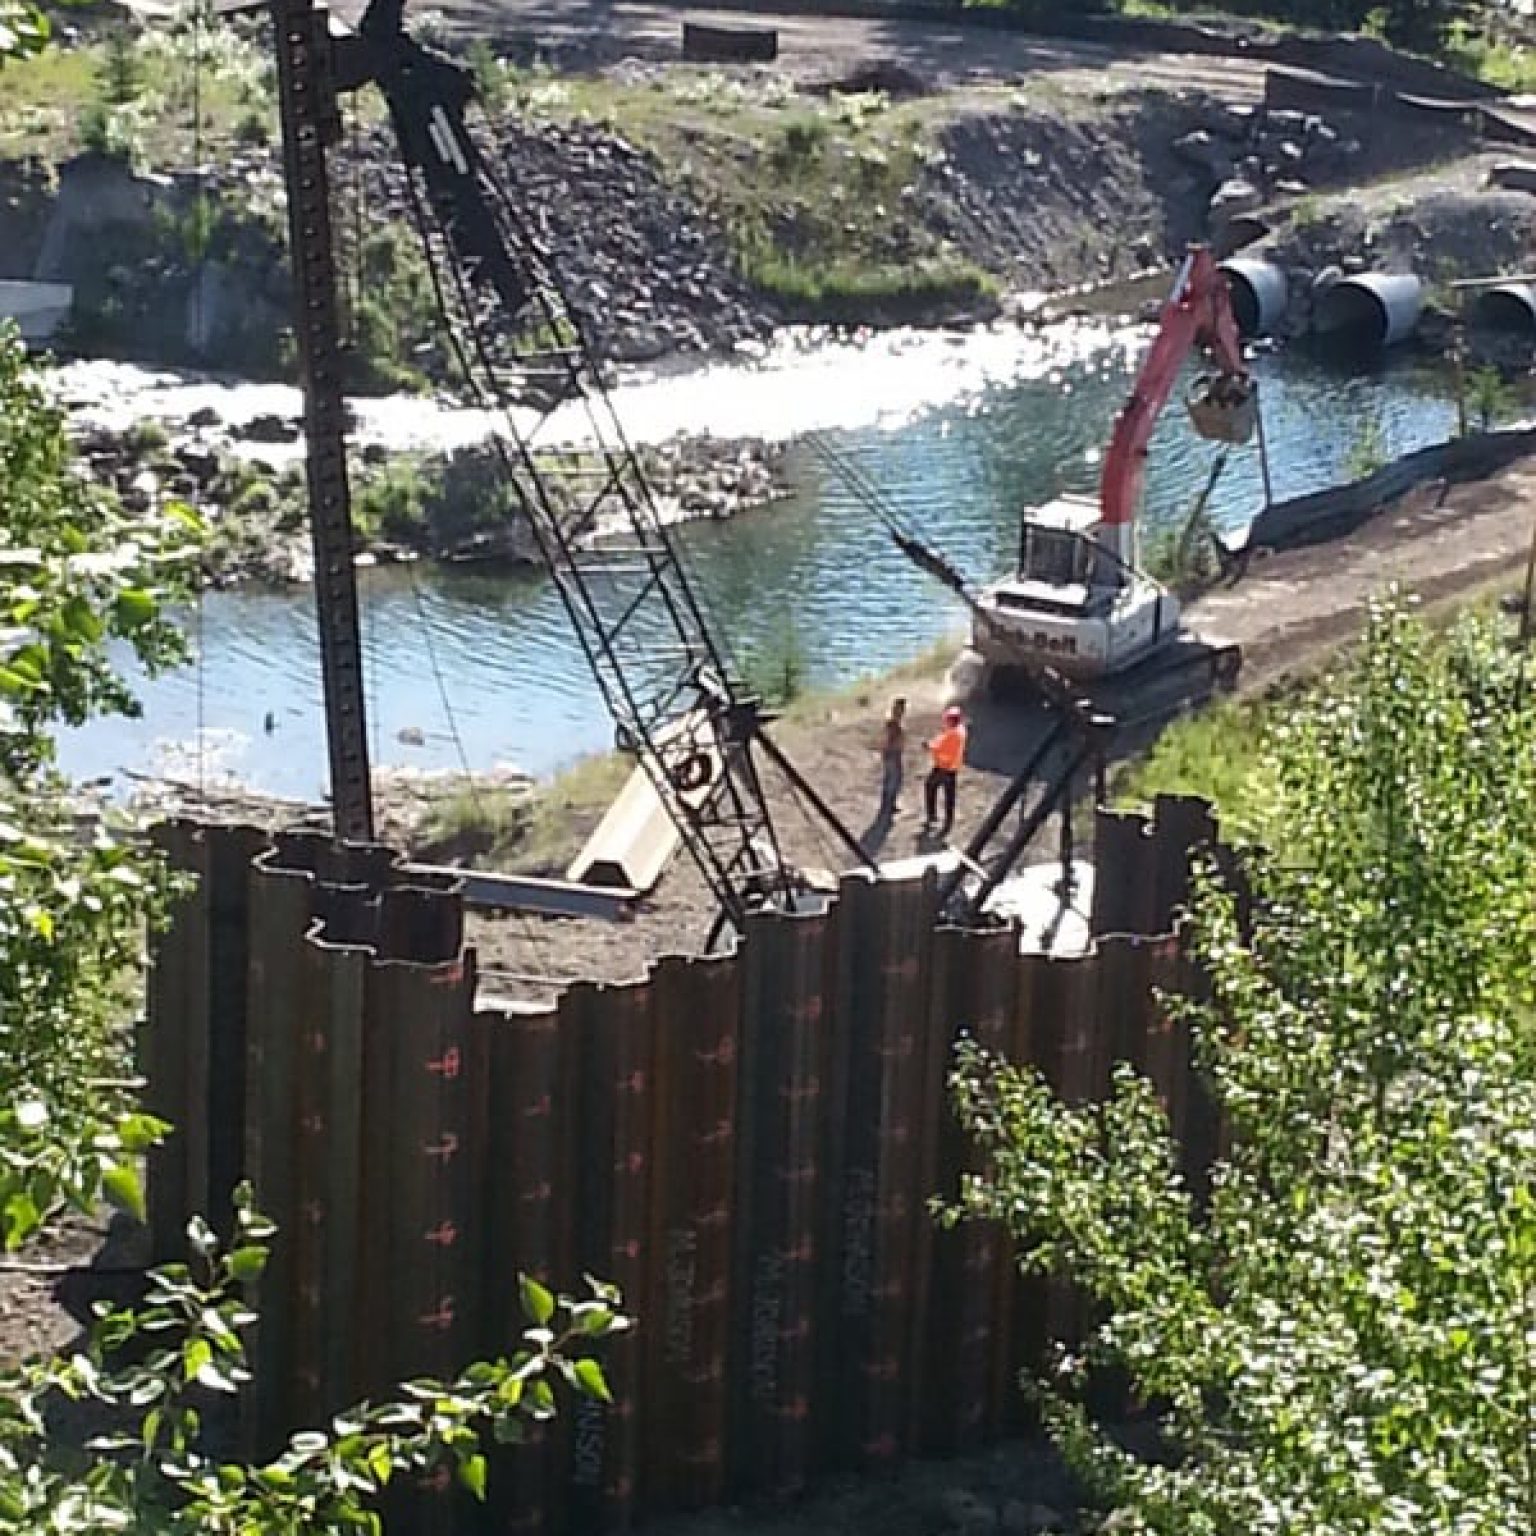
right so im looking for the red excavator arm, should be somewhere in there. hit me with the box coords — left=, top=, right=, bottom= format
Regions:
left=1099, top=246, right=1249, bottom=532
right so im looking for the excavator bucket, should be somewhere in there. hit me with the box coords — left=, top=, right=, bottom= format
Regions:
left=1186, top=373, right=1257, bottom=445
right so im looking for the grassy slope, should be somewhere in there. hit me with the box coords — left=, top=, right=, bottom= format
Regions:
left=504, top=66, right=1003, bottom=318
left=6, top=32, right=1004, bottom=340
left=417, top=751, right=631, bottom=874
left=1112, top=690, right=1281, bottom=843
left=0, top=25, right=276, bottom=166
left=1113, top=584, right=1521, bottom=842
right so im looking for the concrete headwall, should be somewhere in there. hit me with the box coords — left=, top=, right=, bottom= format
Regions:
left=0, top=279, right=72, bottom=342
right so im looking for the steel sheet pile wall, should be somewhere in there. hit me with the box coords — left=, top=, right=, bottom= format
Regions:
left=144, top=797, right=1226, bottom=1534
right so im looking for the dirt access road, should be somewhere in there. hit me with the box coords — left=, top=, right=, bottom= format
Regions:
left=367, top=0, right=1274, bottom=98
left=469, top=451, right=1536, bottom=999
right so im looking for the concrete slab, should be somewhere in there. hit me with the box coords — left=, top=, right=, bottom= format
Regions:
left=984, top=859, right=1095, bottom=956
left=876, top=849, right=962, bottom=881
left=403, top=861, right=639, bottom=919
left=566, top=711, right=722, bottom=892
left=0, top=280, right=72, bottom=343
left=567, top=758, right=682, bottom=891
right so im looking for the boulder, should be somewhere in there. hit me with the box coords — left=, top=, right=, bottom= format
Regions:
left=1173, top=129, right=1232, bottom=180
left=239, top=413, right=301, bottom=444
left=1209, top=178, right=1264, bottom=228
left=1204, top=101, right=1256, bottom=141
left=1263, top=108, right=1311, bottom=137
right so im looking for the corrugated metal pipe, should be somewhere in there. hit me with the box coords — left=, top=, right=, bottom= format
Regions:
left=1313, top=272, right=1425, bottom=349
left=1472, top=282, right=1536, bottom=335
left=1219, top=257, right=1289, bottom=338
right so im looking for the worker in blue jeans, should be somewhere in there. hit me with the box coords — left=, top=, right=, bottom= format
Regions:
left=877, top=697, right=906, bottom=819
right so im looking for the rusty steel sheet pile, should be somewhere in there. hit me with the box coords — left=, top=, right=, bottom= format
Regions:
left=143, top=797, right=1227, bottom=1535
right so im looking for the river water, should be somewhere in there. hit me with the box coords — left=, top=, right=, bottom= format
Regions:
left=59, top=324, right=1457, bottom=797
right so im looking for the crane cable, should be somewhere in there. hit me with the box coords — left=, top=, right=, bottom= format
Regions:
left=400, top=558, right=558, bottom=986
left=190, top=2, right=207, bottom=808
left=377, top=170, right=564, bottom=980
left=803, top=429, right=982, bottom=611
left=388, top=133, right=803, bottom=909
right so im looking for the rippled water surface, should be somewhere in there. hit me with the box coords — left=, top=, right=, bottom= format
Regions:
left=60, top=331, right=1457, bottom=797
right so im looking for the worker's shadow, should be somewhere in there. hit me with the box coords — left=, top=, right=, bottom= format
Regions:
left=914, top=824, right=952, bottom=854
left=859, top=806, right=895, bottom=859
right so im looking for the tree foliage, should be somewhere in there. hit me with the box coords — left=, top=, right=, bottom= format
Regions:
left=0, top=1184, right=627, bottom=1533
left=1, top=322, right=201, bottom=1248
left=0, top=322, right=628, bottom=1529
left=0, top=0, right=50, bottom=61
left=947, top=595, right=1536, bottom=1533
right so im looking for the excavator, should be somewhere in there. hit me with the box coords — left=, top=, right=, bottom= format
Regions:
left=962, top=246, right=1256, bottom=691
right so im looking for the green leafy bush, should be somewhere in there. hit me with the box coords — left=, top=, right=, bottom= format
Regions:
left=79, top=98, right=148, bottom=168
left=0, top=1184, right=628, bottom=1529
left=0, top=325, right=629, bottom=1532
left=1463, top=364, right=1517, bottom=434
left=946, top=594, right=1536, bottom=1534
left=0, top=323, right=202, bottom=1244
left=97, top=24, right=143, bottom=106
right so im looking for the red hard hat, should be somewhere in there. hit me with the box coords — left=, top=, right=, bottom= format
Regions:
left=943, top=706, right=963, bottom=724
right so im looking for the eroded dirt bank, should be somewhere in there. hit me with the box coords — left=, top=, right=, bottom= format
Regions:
left=0, top=25, right=1474, bottom=380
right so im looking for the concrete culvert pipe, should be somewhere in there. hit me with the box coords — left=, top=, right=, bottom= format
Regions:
left=1220, top=258, right=1289, bottom=338
left=1473, top=282, right=1536, bottom=336
left=1314, top=272, right=1425, bottom=349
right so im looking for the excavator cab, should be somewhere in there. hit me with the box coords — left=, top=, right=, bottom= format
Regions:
left=1017, top=498, right=1125, bottom=592
left=1186, top=371, right=1258, bottom=446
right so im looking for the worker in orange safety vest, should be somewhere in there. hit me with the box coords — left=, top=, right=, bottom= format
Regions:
left=923, top=705, right=967, bottom=835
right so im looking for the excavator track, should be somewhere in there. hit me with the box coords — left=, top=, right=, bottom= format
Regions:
left=980, top=630, right=1242, bottom=723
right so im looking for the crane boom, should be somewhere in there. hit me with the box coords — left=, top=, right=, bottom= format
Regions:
left=297, top=0, right=867, bottom=933
left=1098, top=247, right=1249, bottom=557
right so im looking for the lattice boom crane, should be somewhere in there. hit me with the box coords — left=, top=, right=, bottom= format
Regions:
left=270, top=0, right=866, bottom=935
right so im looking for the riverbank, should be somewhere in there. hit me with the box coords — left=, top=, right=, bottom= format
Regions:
left=45, top=311, right=1133, bottom=587
left=73, top=416, right=790, bottom=585
left=1237, top=151, right=1536, bottom=357
left=111, top=433, right=1522, bottom=991
left=1114, top=565, right=1529, bottom=845
left=450, top=444, right=1536, bottom=993
left=56, top=337, right=1468, bottom=801
left=0, top=11, right=1482, bottom=382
